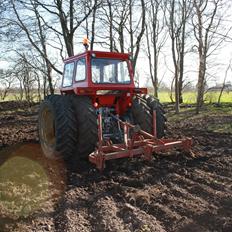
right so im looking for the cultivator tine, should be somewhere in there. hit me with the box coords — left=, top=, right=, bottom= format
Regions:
left=124, top=123, right=129, bottom=149
left=182, top=138, right=192, bottom=152
left=142, top=145, right=153, bottom=161
left=95, top=113, right=105, bottom=172
left=97, top=113, right=103, bottom=150
left=153, top=111, right=157, bottom=138
left=89, top=111, right=193, bottom=171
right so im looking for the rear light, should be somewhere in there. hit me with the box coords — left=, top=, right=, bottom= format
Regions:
left=78, top=89, right=95, bottom=94
left=79, top=89, right=85, bottom=94
left=128, top=102, right=132, bottom=107
left=93, top=102, right=98, bottom=108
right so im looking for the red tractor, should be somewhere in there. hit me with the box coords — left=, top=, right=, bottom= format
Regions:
left=39, top=49, right=191, bottom=171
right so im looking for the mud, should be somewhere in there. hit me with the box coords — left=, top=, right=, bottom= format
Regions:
left=0, top=101, right=232, bottom=232
left=0, top=101, right=38, bottom=149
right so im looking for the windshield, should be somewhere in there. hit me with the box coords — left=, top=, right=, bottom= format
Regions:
left=91, top=58, right=130, bottom=84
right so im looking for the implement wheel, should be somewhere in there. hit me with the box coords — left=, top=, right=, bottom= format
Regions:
left=38, top=95, right=77, bottom=159
left=131, top=94, right=166, bottom=138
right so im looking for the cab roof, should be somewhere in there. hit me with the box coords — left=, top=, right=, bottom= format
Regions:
left=64, top=50, right=131, bottom=63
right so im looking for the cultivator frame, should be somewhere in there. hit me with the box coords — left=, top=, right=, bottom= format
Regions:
left=89, top=111, right=192, bottom=171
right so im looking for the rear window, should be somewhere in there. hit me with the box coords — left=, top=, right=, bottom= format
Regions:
left=91, top=58, right=130, bottom=84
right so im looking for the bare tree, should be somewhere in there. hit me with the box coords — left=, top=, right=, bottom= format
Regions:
left=12, top=54, right=38, bottom=103
left=0, top=0, right=8, bottom=22
left=10, top=0, right=63, bottom=94
left=0, top=69, right=15, bottom=100
left=129, top=0, right=146, bottom=70
left=14, top=50, right=49, bottom=100
left=192, top=0, right=226, bottom=113
left=90, top=0, right=99, bottom=50
left=218, top=59, right=232, bottom=104
left=145, top=0, right=167, bottom=97
left=98, top=0, right=146, bottom=70
left=82, top=0, right=105, bottom=50
left=32, top=1, right=54, bottom=94
left=165, top=0, right=180, bottom=113
left=106, top=0, right=114, bottom=51
left=164, top=0, right=192, bottom=113
left=178, top=0, right=192, bottom=103
left=97, top=0, right=120, bottom=51
left=35, top=0, right=99, bottom=57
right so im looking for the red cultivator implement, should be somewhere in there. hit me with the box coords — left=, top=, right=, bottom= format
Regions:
left=89, top=111, right=192, bottom=171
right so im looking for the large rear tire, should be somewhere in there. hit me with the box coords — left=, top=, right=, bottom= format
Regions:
left=70, top=95, right=98, bottom=158
left=131, top=94, right=166, bottom=138
left=38, top=95, right=77, bottom=159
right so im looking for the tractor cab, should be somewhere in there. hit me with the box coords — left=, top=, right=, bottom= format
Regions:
left=61, top=50, right=135, bottom=90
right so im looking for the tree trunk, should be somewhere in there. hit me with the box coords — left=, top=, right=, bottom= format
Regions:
left=145, top=23, right=158, bottom=97
left=170, top=77, right=175, bottom=103
left=90, top=0, right=97, bottom=50
left=132, top=0, right=146, bottom=71
left=107, top=0, right=113, bottom=52
left=47, top=63, right=54, bottom=95
left=170, top=0, right=179, bottom=113
left=196, top=55, right=206, bottom=114
left=218, top=61, right=231, bottom=104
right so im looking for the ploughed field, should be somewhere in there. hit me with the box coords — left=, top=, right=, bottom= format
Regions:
left=0, top=101, right=231, bottom=232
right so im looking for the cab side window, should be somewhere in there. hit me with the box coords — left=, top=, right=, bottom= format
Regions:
left=75, top=58, right=86, bottom=81
left=63, top=62, right=74, bottom=87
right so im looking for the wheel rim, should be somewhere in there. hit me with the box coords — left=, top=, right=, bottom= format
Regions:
left=40, top=106, right=56, bottom=148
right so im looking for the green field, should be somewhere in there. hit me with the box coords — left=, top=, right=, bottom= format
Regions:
left=1, top=91, right=232, bottom=103
left=158, top=91, right=232, bottom=103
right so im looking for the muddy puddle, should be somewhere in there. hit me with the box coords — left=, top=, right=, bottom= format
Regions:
left=0, top=143, right=66, bottom=220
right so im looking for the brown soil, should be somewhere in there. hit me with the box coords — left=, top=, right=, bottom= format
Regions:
left=0, top=101, right=39, bottom=149
left=0, top=101, right=231, bottom=232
